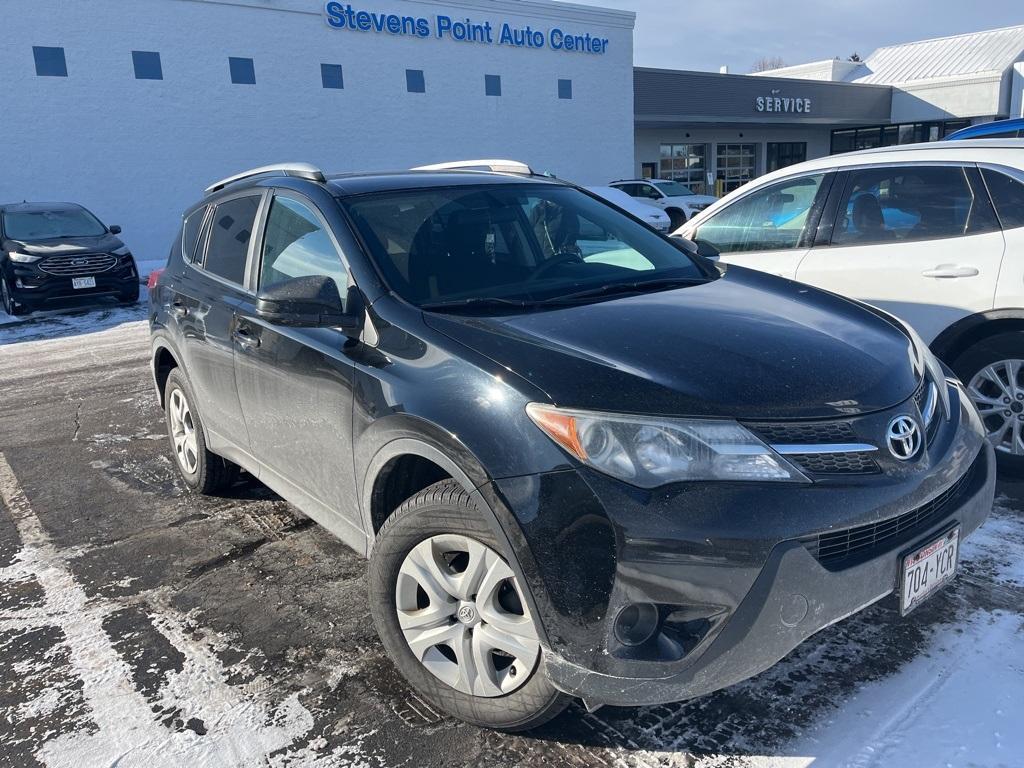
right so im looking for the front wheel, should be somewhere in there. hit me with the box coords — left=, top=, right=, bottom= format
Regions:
left=369, top=480, right=569, bottom=731
left=667, top=209, right=687, bottom=230
left=953, top=332, right=1024, bottom=477
left=1, top=275, right=27, bottom=316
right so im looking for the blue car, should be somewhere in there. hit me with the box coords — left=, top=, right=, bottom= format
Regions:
left=944, top=117, right=1024, bottom=140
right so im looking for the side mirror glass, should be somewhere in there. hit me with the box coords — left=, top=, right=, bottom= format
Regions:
left=109, top=225, right=122, bottom=235
left=256, top=275, right=364, bottom=333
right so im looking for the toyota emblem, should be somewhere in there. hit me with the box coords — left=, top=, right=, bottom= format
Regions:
left=886, top=415, right=921, bottom=460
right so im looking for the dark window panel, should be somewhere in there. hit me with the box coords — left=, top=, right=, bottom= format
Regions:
left=132, top=51, right=163, bottom=81
left=33, top=46, right=67, bottom=77
left=558, top=78, right=572, bottom=99
left=229, top=57, right=256, bottom=85
left=321, top=63, right=344, bottom=90
left=406, top=69, right=425, bottom=93
left=485, top=74, right=501, bottom=97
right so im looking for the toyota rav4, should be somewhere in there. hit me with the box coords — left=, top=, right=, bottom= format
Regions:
left=149, top=161, right=995, bottom=731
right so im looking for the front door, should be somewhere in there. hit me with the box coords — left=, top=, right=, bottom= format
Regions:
left=232, top=191, right=359, bottom=530
left=687, top=172, right=833, bottom=279
left=796, top=164, right=1005, bottom=343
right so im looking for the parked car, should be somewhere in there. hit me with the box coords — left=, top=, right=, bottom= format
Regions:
left=945, top=117, right=1024, bottom=141
left=678, top=139, right=1024, bottom=474
left=149, top=160, right=994, bottom=731
left=609, top=178, right=718, bottom=229
left=0, top=202, right=139, bottom=316
left=585, top=186, right=672, bottom=231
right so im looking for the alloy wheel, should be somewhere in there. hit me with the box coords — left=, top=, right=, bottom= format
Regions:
left=968, top=359, right=1024, bottom=456
left=168, top=388, right=200, bottom=474
left=395, top=534, right=540, bottom=697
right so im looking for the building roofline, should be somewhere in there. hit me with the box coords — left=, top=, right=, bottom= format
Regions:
left=633, top=66, right=893, bottom=91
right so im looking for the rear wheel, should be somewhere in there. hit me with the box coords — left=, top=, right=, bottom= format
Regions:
left=163, top=368, right=238, bottom=493
left=369, top=480, right=569, bottom=731
left=953, top=332, right=1024, bottom=477
left=1, top=275, right=27, bottom=316
left=667, top=208, right=687, bottom=230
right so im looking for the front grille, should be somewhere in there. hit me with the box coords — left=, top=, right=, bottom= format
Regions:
left=748, top=421, right=856, bottom=445
left=788, top=452, right=879, bottom=475
left=798, top=456, right=979, bottom=568
left=38, top=253, right=117, bottom=276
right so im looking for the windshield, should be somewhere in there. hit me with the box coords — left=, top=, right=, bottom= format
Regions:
left=2, top=208, right=107, bottom=241
left=343, top=184, right=708, bottom=309
left=652, top=180, right=695, bottom=197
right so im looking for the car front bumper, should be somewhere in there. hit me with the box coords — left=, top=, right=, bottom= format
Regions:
left=490, top=379, right=996, bottom=708
left=6, top=259, right=138, bottom=306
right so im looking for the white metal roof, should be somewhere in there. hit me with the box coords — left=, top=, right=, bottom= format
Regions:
left=851, top=25, right=1024, bottom=84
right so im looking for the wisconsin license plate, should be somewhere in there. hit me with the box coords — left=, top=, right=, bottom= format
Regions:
left=72, top=276, right=96, bottom=289
left=900, top=526, right=959, bottom=615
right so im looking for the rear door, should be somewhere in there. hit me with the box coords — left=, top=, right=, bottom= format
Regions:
left=795, top=163, right=1004, bottom=343
left=231, top=189, right=359, bottom=533
left=169, top=192, right=263, bottom=454
left=687, top=172, right=833, bottom=278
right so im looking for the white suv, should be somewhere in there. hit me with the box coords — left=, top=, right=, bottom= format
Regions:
left=679, top=139, right=1024, bottom=474
left=610, top=179, right=718, bottom=230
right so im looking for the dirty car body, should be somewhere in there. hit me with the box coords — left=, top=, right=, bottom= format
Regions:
left=148, top=165, right=995, bottom=718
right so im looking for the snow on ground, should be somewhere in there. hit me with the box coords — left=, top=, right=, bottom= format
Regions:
left=0, top=286, right=148, bottom=345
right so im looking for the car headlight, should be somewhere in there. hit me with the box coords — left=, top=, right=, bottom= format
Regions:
left=8, top=251, right=42, bottom=263
left=112, top=246, right=132, bottom=257
left=897, top=321, right=951, bottom=421
left=526, top=404, right=809, bottom=487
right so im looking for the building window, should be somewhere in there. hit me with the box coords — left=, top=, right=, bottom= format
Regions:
left=766, top=142, right=807, bottom=173
left=557, top=79, right=572, bottom=99
left=659, top=144, right=707, bottom=195
left=132, top=51, right=163, bottom=81
left=229, top=57, right=256, bottom=85
left=33, top=46, right=67, bottom=77
left=406, top=69, right=425, bottom=93
left=321, top=63, right=344, bottom=90
left=830, top=120, right=972, bottom=155
left=716, top=144, right=756, bottom=194
left=485, top=74, right=501, bottom=97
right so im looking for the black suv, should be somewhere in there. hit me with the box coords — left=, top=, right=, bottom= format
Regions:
left=149, top=162, right=995, bottom=730
left=1, top=202, right=140, bottom=315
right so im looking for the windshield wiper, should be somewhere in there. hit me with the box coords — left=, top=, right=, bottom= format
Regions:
left=419, top=296, right=538, bottom=311
left=538, top=276, right=710, bottom=304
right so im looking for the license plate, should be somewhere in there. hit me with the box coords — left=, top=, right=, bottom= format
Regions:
left=72, top=276, right=96, bottom=289
left=900, top=526, right=959, bottom=615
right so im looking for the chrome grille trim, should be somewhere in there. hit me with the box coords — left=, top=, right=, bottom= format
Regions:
left=771, top=443, right=878, bottom=455
left=38, top=253, right=117, bottom=276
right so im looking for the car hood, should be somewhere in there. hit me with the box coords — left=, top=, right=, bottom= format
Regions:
left=669, top=195, right=718, bottom=207
left=3, top=233, right=124, bottom=255
left=423, top=267, right=919, bottom=419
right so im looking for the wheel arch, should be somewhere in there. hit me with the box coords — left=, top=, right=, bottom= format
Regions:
left=151, top=338, right=183, bottom=409
left=930, top=309, right=1024, bottom=366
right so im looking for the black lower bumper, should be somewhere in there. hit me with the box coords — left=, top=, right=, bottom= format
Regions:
left=9, top=267, right=139, bottom=308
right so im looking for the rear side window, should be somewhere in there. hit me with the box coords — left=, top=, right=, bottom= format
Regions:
left=832, top=165, right=998, bottom=247
left=181, top=207, right=206, bottom=263
left=695, top=173, right=826, bottom=254
left=205, top=196, right=260, bottom=285
left=982, top=168, right=1024, bottom=230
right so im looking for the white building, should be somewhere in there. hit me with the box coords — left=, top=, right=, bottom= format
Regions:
left=0, top=0, right=636, bottom=263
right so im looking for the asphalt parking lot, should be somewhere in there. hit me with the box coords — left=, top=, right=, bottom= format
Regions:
left=2, top=302, right=1024, bottom=768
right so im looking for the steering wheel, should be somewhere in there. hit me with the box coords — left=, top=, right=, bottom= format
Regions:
left=528, top=251, right=585, bottom=281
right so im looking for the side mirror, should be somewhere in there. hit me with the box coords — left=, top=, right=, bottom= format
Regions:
left=256, top=275, right=364, bottom=333
left=109, top=225, right=122, bottom=235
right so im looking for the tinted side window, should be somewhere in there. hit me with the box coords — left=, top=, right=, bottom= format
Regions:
left=695, top=174, right=825, bottom=254
left=832, top=165, right=996, bottom=247
left=181, top=208, right=207, bottom=263
left=259, top=197, right=349, bottom=299
left=982, top=168, right=1024, bottom=230
left=205, top=196, right=260, bottom=284
left=616, top=184, right=639, bottom=197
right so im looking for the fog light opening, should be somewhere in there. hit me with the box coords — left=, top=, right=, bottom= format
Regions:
left=613, top=603, right=660, bottom=647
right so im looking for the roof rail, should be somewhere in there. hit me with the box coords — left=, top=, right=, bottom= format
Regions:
left=411, top=159, right=534, bottom=175
left=204, top=162, right=326, bottom=195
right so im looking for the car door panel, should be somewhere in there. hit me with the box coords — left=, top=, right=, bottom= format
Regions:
left=796, top=164, right=1005, bottom=344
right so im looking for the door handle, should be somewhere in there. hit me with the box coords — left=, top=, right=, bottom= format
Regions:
left=921, top=265, right=979, bottom=278
left=232, top=326, right=261, bottom=349
left=169, top=299, right=188, bottom=318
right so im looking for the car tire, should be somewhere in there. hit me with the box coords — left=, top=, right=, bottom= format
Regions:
left=119, top=283, right=140, bottom=305
left=163, top=368, right=239, bottom=493
left=368, top=479, right=570, bottom=731
left=952, top=331, right=1024, bottom=477
left=667, top=209, right=687, bottom=230
left=1, top=275, right=27, bottom=316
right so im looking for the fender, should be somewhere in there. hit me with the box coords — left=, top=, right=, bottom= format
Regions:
left=357, top=421, right=555, bottom=649
left=930, top=309, right=1024, bottom=363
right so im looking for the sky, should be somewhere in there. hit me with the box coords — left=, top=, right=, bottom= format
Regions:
left=566, top=0, right=1024, bottom=74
